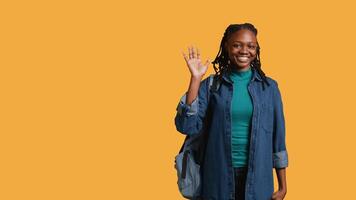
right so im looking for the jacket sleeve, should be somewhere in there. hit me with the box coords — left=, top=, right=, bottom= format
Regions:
left=272, top=81, right=289, bottom=168
left=174, top=76, right=211, bottom=136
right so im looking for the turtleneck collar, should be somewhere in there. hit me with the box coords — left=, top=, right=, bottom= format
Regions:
left=230, top=67, right=252, bottom=81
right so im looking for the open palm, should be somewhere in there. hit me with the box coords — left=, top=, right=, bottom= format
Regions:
left=182, top=46, right=210, bottom=78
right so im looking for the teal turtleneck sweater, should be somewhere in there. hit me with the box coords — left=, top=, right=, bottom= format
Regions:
left=230, top=67, right=253, bottom=167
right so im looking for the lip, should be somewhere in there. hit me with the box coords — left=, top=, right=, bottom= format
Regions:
left=234, top=55, right=250, bottom=63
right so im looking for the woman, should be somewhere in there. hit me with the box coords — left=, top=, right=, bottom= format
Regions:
left=175, top=23, right=288, bottom=200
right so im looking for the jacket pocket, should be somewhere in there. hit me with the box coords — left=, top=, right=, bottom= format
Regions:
left=260, top=102, right=273, bottom=134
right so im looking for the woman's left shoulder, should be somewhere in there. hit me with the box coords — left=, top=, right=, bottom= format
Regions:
left=264, top=75, right=279, bottom=88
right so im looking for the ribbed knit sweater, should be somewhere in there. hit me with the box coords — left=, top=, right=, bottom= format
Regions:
left=229, top=67, right=253, bottom=167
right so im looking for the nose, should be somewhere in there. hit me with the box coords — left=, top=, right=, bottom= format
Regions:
left=239, top=46, right=249, bottom=54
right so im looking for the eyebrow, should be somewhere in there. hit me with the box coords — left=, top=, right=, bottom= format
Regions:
left=232, top=41, right=257, bottom=44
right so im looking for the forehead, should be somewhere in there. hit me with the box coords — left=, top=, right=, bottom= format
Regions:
left=227, top=29, right=257, bottom=43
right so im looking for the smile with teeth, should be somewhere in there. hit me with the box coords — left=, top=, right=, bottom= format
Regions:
left=235, top=55, right=249, bottom=62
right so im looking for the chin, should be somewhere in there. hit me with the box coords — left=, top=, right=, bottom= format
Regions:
left=236, top=62, right=251, bottom=68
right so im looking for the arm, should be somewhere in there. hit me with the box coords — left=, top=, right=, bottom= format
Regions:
left=175, top=45, right=211, bottom=136
left=272, top=168, right=287, bottom=199
left=276, top=168, right=287, bottom=191
left=174, top=75, right=211, bottom=136
left=271, top=81, right=288, bottom=200
left=185, top=75, right=203, bottom=106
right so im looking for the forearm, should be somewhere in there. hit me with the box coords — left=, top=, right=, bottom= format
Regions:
left=275, top=167, right=287, bottom=191
left=185, top=75, right=203, bottom=105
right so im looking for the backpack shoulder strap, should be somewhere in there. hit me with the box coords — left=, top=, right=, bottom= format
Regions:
left=208, top=74, right=220, bottom=92
left=178, top=74, right=220, bottom=153
left=208, top=74, right=215, bottom=91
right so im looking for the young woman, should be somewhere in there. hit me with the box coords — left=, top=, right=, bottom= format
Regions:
left=175, top=23, right=288, bottom=200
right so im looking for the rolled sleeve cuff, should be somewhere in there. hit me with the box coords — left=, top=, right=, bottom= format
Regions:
left=176, top=93, right=199, bottom=116
left=273, top=150, right=289, bottom=168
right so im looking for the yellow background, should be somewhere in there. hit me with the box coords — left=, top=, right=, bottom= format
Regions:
left=1, top=0, right=355, bottom=199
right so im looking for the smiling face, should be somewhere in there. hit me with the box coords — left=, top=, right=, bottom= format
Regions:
left=224, top=29, right=258, bottom=71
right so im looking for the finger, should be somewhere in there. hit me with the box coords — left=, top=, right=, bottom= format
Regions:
left=188, top=46, right=192, bottom=59
left=182, top=51, right=188, bottom=63
left=197, top=48, right=200, bottom=59
left=204, top=59, right=210, bottom=67
left=191, top=46, right=196, bottom=59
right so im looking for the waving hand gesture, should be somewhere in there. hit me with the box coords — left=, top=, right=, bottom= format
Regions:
left=182, top=46, right=210, bottom=79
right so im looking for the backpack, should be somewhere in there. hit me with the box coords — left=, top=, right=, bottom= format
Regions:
left=174, top=74, right=221, bottom=199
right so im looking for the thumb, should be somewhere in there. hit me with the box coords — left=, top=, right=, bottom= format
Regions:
left=271, top=191, right=278, bottom=199
left=204, top=59, right=210, bottom=67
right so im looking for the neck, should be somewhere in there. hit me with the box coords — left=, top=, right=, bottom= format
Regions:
left=232, top=65, right=251, bottom=72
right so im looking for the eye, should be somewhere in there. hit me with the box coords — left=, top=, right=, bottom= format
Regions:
left=248, top=45, right=256, bottom=50
left=233, top=44, right=241, bottom=48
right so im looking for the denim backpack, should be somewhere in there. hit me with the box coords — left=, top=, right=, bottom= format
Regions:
left=174, top=74, right=220, bottom=199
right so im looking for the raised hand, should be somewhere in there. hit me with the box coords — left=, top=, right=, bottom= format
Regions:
left=182, top=46, right=210, bottom=79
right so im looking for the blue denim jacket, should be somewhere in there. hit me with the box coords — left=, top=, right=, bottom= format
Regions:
left=174, top=67, right=288, bottom=200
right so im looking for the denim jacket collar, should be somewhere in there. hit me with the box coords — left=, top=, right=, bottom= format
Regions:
left=221, top=66, right=263, bottom=84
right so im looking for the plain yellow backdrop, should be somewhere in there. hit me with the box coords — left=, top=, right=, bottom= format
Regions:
left=1, top=0, right=356, bottom=199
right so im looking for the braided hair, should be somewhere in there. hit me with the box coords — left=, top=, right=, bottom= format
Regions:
left=212, top=23, right=270, bottom=90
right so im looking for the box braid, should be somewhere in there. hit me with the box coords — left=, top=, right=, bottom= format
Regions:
left=212, top=23, right=270, bottom=90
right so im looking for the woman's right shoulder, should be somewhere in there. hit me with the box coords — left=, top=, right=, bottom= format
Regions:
left=202, top=73, right=215, bottom=81
left=200, top=74, right=215, bottom=88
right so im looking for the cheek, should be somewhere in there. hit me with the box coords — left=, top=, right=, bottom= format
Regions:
left=250, top=53, right=257, bottom=60
left=230, top=48, right=240, bottom=54
left=229, top=51, right=238, bottom=59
